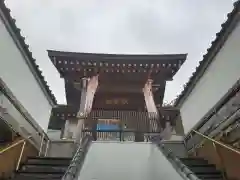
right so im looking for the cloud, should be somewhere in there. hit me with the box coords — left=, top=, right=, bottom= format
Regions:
left=5, top=0, right=236, bottom=104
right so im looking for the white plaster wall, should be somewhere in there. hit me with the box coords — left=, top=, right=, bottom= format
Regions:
left=68, top=120, right=78, bottom=138
left=180, top=22, right=240, bottom=133
left=48, top=140, right=75, bottom=158
left=0, top=18, right=52, bottom=132
left=78, top=142, right=182, bottom=180
left=47, top=129, right=62, bottom=140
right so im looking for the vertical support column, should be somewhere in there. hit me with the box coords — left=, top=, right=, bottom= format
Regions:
left=74, top=78, right=88, bottom=144
left=134, top=112, right=145, bottom=142
left=92, top=117, right=97, bottom=141
left=143, top=79, right=159, bottom=136
left=143, top=79, right=158, bottom=116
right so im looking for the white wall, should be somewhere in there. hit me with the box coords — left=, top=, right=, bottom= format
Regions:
left=48, top=140, right=75, bottom=157
left=47, top=129, right=62, bottom=140
left=78, top=142, right=182, bottom=180
left=68, top=120, right=78, bottom=138
left=0, top=18, right=52, bottom=132
left=180, top=22, right=240, bottom=133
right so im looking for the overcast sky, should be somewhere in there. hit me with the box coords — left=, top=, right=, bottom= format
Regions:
left=5, top=0, right=236, bottom=104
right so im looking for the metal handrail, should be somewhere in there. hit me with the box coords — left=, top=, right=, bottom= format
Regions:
left=62, top=135, right=93, bottom=180
left=0, top=114, right=49, bottom=157
left=157, top=143, right=201, bottom=180
left=191, top=129, right=240, bottom=155
left=0, top=136, right=31, bottom=170
left=189, top=129, right=240, bottom=180
left=0, top=79, right=50, bottom=143
left=0, top=138, right=25, bottom=155
left=44, top=140, right=50, bottom=157
left=16, top=140, right=26, bottom=170
left=1, top=78, right=51, bottom=159
left=38, top=133, right=45, bottom=156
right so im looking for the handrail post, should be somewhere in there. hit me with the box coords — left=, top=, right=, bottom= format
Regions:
left=16, top=141, right=26, bottom=170
left=38, top=133, right=44, bottom=156
left=190, top=132, right=197, bottom=156
left=44, top=140, right=50, bottom=157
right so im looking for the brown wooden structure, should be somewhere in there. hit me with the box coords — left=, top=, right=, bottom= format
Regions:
left=48, top=50, right=187, bottom=140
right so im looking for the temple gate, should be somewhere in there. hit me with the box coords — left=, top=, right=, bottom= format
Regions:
left=48, top=51, right=187, bottom=142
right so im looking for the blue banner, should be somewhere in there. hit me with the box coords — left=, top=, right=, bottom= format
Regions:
left=97, top=124, right=120, bottom=131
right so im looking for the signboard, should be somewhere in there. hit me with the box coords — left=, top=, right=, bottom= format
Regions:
left=97, top=119, right=120, bottom=131
left=92, top=93, right=145, bottom=110
left=97, top=124, right=120, bottom=131
left=105, top=98, right=128, bottom=105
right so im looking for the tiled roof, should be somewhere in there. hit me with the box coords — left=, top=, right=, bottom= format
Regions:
left=0, top=0, right=57, bottom=105
left=174, top=1, right=240, bottom=107
left=48, top=50, right=187, bottom=62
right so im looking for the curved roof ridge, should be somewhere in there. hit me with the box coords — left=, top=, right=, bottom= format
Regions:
left=47, top=49, right=187, bottom=61
left=174, top=0, right=240, bottom=107
left=0, top=0, right=57, bottom=104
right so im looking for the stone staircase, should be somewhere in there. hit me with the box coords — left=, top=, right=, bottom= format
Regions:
left=2, top=147, right=226, bottom=180
left=180, top=158, right=225, bottom=180
left=12, top=157, right=71, bottom=180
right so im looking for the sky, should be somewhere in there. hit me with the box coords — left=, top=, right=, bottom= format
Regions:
left=5, top=0, right=236, bottom=104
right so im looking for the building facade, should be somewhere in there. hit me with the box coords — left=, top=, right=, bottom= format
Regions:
left=175, top=2, right=240, bottom=179
left=1, top=0, right=240, bottom=179
left=47, top=50, right=187, bottom=142
left=0, top=1, right=59, bottom=177
left=0, top=2, right=57, bottom=176
left=0, top=0, right=56, bottom=133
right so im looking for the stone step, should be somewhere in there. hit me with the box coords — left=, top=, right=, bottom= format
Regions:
left=26, top=157, right=71, bottom=166
left=188, top=165, right=218, bottom=173
left=14, top=172, right=64, bottom=179
left=14, top=176, right=61, bottom=180
left=180, top=158, right=209, bottom=166
left=20, top=164, right=68, bottom=173
left=195, top=172, right=223, bottom=179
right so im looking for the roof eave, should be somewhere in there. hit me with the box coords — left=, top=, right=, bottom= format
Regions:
left=0, top=1, right=57, bottom=105
left=175, top=1, right=240, bottom=107
left=47, top=49, right=187, bottom=62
